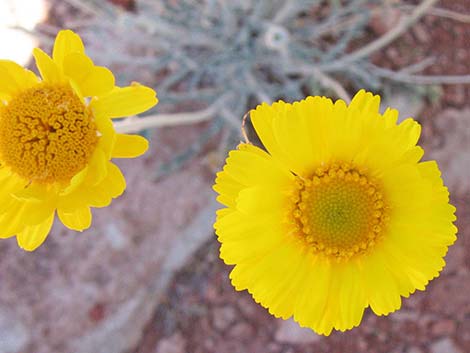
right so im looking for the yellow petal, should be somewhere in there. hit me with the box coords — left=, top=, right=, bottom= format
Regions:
left=0, top=190, right=56, bottom=227
left=12, top=183, right=55, bottom=201
left=236, top=186, right=283, bottom=216
left=101, top=162, right=126, bottom=198
left=0, top=175, right=26, bottom=203
left=81, top=66, right=115, bottom=97
left=0, top=205, right=24, bottom=238
left=337, top=263, right=367, bottom=330
left=83, top=148, right=108, bottom=186
left=52, top=29, right=85, bottom=69
left=214, top=143, right=293, bottom=210
left=82, top=189, right=112, bottom=208
left=58, top=206, right=92, bottom=231
left=0, top=232, right=15, bottom=240
left=57, top=189, right=87, bottom=214
left=33, top=48, right=62, bottom=82
left=221, top=145, right=293, bottom=188
left=213, top=171, right=241, bottom=208
left=349, top=89, right=381, bottom=114
left=293, top=259, right=332, bottom=333
left=250, top=102, right=287, bottom=165
left=60, top=148, right=109, bottom=196
left=16, top=212, right=55, bottom=251
left=218, top=214, right=284, bottom=265
left=90, top=84, right=158, bottom=119
left=0, top=167, right=11, bottom=179
left=63, top=53, right=115, bottom=97
left=60, top=166, right=89, bottom=196
left=63, top=52, right=93, bottom=75
left=271, top=99, right=324, bottom=176
left=363, top=253, right=402, bottom=316
left=0, top=60, right=38, bottom=97
left=57, top=161, right=126, bottom=211
left=397, top=118, right=421, bottom=151
left=26, top=198, right=57, bottom=226
left=112, top=134, right=149, bottom=158
left=95, top=115, right=117, bottom=159
left=85, top=162, right=126, bottom=207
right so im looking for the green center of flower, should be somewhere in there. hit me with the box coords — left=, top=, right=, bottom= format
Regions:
left=290, top=163, right=388, bottom=260
left=0, top=83, right=98, bottom=184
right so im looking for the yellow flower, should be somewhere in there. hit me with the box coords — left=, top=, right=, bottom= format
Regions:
left=0, top=30, right=158, bottom=251
left=213, top=90, right=457, bottom=335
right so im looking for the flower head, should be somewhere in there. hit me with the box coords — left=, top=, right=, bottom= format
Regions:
left=0, top=30, right=158, bottom=251
left=213, top=90, right=457, bottom=335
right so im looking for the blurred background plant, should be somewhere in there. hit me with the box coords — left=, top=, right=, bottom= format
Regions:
left=26, top=0, right=470, bottom=178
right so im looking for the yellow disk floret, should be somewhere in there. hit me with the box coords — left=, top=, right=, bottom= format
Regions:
left=0, top=83, right=98, bottom=184
left=288, top=162, right=388, bottom=260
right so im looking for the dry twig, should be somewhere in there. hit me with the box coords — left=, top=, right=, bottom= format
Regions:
left=399, top=4, right=470, bottom=24
left=369, top=64, right=470, bottom=85
left=321, top=0, right=439, bottom=70
left=114, top=94, right=231, bottom=133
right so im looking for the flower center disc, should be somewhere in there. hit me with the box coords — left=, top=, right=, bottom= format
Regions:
left=291, top=163, right=388, bottom=260
left=0, top=83, right=98, bottom=184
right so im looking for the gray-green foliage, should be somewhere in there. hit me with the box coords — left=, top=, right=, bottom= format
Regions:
left=67, top=0, right=386, bottom=114
left=52, top=0, right=425, bottom=175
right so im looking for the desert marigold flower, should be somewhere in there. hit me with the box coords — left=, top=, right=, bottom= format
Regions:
left=213, top=90, right=457, bottom=335
left=0, top=30, right=158, bottom=251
